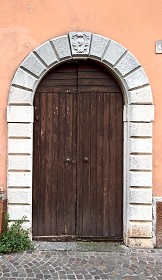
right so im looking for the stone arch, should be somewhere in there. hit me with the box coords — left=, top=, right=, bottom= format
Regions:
left=7, top=32, right=154, bottom=247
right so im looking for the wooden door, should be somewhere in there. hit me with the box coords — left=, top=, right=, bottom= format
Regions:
left=32, top=60, right=123, bottom=241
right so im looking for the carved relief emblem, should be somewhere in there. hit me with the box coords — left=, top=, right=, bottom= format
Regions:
left=71, top=32, right=90, bottom=53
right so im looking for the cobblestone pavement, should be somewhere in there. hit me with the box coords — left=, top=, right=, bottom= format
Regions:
left=0, top=242, right=162, bottom=279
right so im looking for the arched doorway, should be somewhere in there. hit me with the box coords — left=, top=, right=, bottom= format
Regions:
left=7, top=32, right=154, bottom=247
left=32, top=60, right=123, bottom=241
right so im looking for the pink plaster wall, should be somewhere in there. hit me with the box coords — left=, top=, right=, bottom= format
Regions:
left=0, top=0, right=161, bottom=195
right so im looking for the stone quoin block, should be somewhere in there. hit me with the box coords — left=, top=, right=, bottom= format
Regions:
left=129, top=122, right=152, bottom=137
left=128, top=85, right=153, bottom=104
left=35, top=41, right=58, bottom=67
left=8, top=155, right=32, bottom=171
left=128, top=238, right=153, bottom=248
left=124, top=68, right=149, bottom=90
left=115, top=52, right=139, bottom=76
left=130, top=155, right=152, bottom=171
left=129, top=221, right=152, bottom=238
left=102, top=40, right=126, bottom=66
left=129, top=105, right=154, bottom=122
left=129, top=138, right=152, bottom=154
left=9, top=86, right=33, bottom=105
left=8, top=139, right=32, bottom=154
left=129, top=171, right=152, bottom=187
left=8, top=205, right=31, bottom=221
left=90, top=34, right=109, bottom=59
left=129, top=205, right=152, bottom=221
left=51, top=35, right=72, bottom=60
left=8, top=189, right=31, bottom=204
left=12, top=69, right=37, bottom=91
left=8, top=123, right=33, bottom=138
left=129, top=188, right=152, bottom=204
left=8, top=172, right=32, bottom=187
left=7, top=106, right=34, bottom=123
left=21, top=52, right=47, bottom=77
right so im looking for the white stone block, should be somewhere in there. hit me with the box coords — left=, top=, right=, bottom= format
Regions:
left=12, top=69, right=37, bottom=91
left=124, top=68, right=149, bottom=90
left=129, top=105, right=154, bottom=122
left=7, top=106, right=34, bottom=123
left=130, top=155, right=152, bottom=171
left=102, top=40, right=126, bottom=66
left=129, top=205, right=152, bottom=221
left=69, top=31, right=91, bottom=57
left=8, top=139, right=32, bottom=154
left=129, top=171, right=152, bottom=187
left=129, top=188, right=152, bottom=204
left=129, top=221, right=152, bottom=238
left=8, top=172, right=32, bottom=187
left=90, top=34, right=109, bottom=59
left=35, top=41, right=58, bottom=66
left=8, top=189, right=31, bottom=204
left=129, top=138, right=152, bottom=154
left=8, top=155, right=32, bottom=171
left=8, top=123, right=33, bottom=138
left=51, top=35, right=71, bottom=60
left=128, top=85, right=153, bottom=104
left=8, top=221, right=31, bottom=231
left=115, top=52, right=139, bottom=76
left=21, top=53, right=46, bottom=77
left=8, top=86, right=33, bottom=105
left=8, top=205, right=31, bottom=221
left=129, top=123, right=152, bottom=137
left=127, top=238, right=153, bottom=248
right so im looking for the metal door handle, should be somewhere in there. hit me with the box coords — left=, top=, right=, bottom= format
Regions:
left=84, top=157, right=88, bottom=162
left=65, top=158, right=71, bottom=163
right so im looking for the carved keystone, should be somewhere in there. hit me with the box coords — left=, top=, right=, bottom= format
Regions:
left=69, top=32, right=92, bottom=57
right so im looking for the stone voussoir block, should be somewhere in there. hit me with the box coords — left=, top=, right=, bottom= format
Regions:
left=34, top=41, right=58, bottom=67
left=128, top=85, right=153, bottom=104
left=124, top=68, right=149, bottom=90
left=51, top=35, right=72, bottom=61
left=102, top=40, right=126, bottom=66
left=21, top=52, right=47, bottom=77
left=90, top=34, right=109, bottom=59
left=12, top=69, right=38, bottom=91
left=9, top=86, right=33, bottom=105
left=114, top=51, right=140, bottom=76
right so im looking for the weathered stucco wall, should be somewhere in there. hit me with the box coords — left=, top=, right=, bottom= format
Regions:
left=0, top=0, right=162, bottom=196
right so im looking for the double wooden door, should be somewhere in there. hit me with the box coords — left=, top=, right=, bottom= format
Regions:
left=32, top=60, right=123, bottom=241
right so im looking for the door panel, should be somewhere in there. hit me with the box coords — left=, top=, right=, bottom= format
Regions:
left=33, top=60, right=123, bottom=240
left=33, top=64, right=77, bottom=238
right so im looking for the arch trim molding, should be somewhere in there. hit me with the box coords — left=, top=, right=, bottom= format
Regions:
left=7, top=32, right=154, bottom=247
